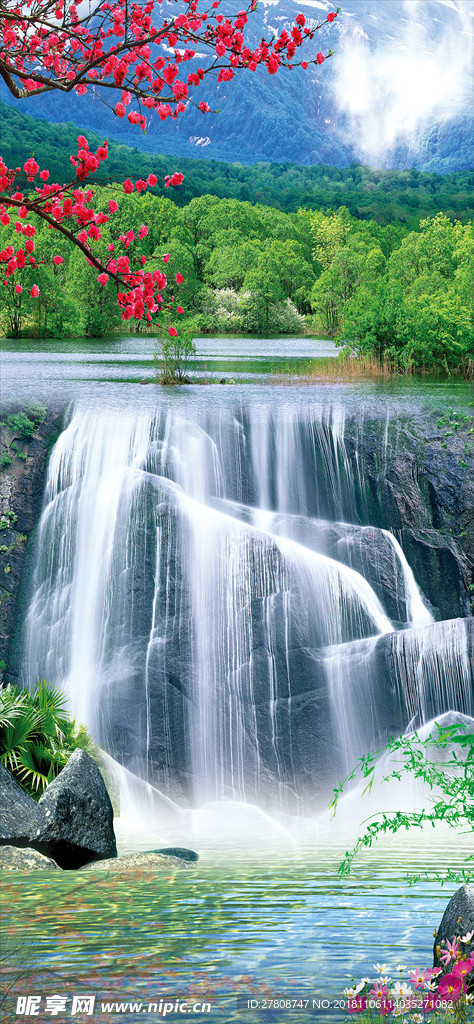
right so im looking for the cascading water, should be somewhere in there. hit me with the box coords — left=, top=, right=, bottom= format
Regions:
left=21, top=401, right=473, bottom=814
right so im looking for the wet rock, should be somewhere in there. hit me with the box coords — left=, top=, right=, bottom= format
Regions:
left=0, top=764, right=41, bottom=845
left=33, top=749, right=117, bottom=869
left=0, top=404, right=65, bottom=680
left=0, top=845, right=60, bottom=871
left=79, top=850, right=195, bottom=873
left=154, top=847, right=198, bottom=862
left=434, top=884, right=474, bottom=983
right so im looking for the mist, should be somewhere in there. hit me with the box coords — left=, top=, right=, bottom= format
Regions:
left=331, top=0, right=473, bottom=167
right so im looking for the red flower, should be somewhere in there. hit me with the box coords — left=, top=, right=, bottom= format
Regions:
left=23, top=158, right=39, bottom=179
left=168, top=326, right=178, bottom=336
left=327, top=12, right=337, bottom=22
left=30, top=285, right=39, bottom=297
left=316, top=52, right=325, bottom=64
left=175, top=272, right=184, bottom=284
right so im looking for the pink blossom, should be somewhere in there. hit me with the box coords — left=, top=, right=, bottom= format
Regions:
left=438, top=973, right=463, bottom=1001
left=409, top=968, right=431, bottom=989
left=440, top=939, right=460, bottom=966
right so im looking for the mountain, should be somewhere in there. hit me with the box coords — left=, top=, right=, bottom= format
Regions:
left=0, top=0, right=472, bottom=172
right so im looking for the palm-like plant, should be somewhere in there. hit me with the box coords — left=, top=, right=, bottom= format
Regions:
left=0, top=680, right=95, bottom=798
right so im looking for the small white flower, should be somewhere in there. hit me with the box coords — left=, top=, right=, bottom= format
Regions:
left=392, top=982, right=413, bottom=999
left=396, top=965, right=407, bottom=972
left=460, top=930, right=474, bottom=943
left=392, top=1009, right=404, bottom=1018
left=361, top=977, right=371, bottom=984
left=344, top=987, right=357, bottom=998
left=380, top=977, right=391, bottom=985
left=374, top=963, right=387, bottom=974
left=412, top=1015, right=423, bottom=1023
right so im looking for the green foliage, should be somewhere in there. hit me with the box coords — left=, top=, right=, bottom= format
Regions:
left=2, top=102, right=473, bottom=222
left=0, top=680, right=95, bottom=799
left=154, top=329, right=196, bottom=384
left=331, top=723, right=474, bottom=885
left=0, top=147, right=471, bottom=374
left=25, top=401, right=47, bottom=425
left=6, top=412, right=35, bottom=439
left=0, top=454, right=12, bottom=468
left=337, top=216, right=473, bottom=371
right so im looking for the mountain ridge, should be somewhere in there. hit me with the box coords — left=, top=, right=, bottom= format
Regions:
left=0, top=0, right=472, bottom=173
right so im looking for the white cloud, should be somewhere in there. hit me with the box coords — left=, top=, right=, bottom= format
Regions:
left=332, top=0, right=474, bottom=165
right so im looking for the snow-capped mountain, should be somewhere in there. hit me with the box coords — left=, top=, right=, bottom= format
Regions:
left=1, top=0, right=472, bottom=171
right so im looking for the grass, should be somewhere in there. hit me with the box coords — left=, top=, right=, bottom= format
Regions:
left=271, top=353, right=403, bottom=384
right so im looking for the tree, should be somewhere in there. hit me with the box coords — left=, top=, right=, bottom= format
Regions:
left=0, top=1, right=338, bottom=331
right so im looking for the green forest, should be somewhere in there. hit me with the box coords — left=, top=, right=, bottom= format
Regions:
left=1, top=104, right=473, bottom=374
left=2, top=101, right=473, bottom=222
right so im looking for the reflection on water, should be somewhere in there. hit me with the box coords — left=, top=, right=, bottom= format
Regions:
left=0, top=334, right=472, bottom=409
left=1, top=825, right=471, bottom=1024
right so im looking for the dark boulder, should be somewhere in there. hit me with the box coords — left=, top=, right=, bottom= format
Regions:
left=0, top=845, right=60, bottom=871
left=33, top=749, right=117, bottom=869
left=0, top=763, right=41, bottom=845
left=434, top=884, right=474, bottom=982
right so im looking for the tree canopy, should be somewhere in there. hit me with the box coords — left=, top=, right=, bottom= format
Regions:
left=0, top=0, right=337, bottom=330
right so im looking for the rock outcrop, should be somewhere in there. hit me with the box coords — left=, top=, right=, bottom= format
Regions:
left=32, top=749, right=117, bottom=869
left=0, top=403, right=65, bottom=679
left=434, top=884, right=474, bottom=983
left=0, top=763, right=41, bottom=844
left=0, top=845, right=60, bottom=870
left=79, top=849, right=198, bottom=873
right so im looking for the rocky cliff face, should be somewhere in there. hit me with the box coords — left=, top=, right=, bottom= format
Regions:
left=343, top=414, right=474, bottom=621
left=0, top=404, right=65, bottom=679
left=1, top=400, right=472, bottom=810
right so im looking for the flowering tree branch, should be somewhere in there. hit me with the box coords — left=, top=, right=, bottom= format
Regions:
left=0, top=0, right=339, bottom=325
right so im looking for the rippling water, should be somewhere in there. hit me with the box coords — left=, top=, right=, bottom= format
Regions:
left=1, top=823, right=471, bottom=1024
left=0, top=334, right=472, bottom=409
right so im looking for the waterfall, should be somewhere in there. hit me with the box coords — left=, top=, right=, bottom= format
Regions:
left=21, top=402, right=473, bottom=813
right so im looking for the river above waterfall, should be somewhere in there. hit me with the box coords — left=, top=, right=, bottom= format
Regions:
left=1, top=333, right=472, bottom=408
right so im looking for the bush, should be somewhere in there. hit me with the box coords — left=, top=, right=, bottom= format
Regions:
left=6, top=412, right=35, bottom=439
left=0, top=680, right=95, bottom=799
left=154, top=329, right=196, bottom=384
